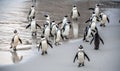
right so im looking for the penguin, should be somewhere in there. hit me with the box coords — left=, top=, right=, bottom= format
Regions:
left=70, top=5, right=80, bottom=21
left=62, top=21, right=72, bottom=40
left=73, top=45, right=90, bottom=67
left=54, top=27, right=64, bottom=46
left=58, top=15, right=68, bottom=29
left=26, top=16, right=41, bottom=36
left=50, top=21, right=58, bottom=37
left=89, top=4, right=100, bottom=17
left=44, top=14, right=51, bottom=27
left=10, top=30, right=22, bottom=51
left=10, top=51, right=23, bottom=64
left=90, top=31, right=104, bottom=50
left=38, top=36, right=53, bottom=55
left=99, top=13, right=110, bottom=27
left=27, top=5, right=35, bottom=22
left=83, top=25, right=98, bottom=42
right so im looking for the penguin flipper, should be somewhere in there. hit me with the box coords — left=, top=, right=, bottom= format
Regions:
left=58, top=21, right=62, bottom=25
left=19, top=38, right=22, bottom=44
left=85, top=19, right=91, bottom=23
left=26, top=24, right=31, bottom=29
left=73, top=53, right=78, bottom=63
left=36, top=23, right=41, bottom=29
left=88, top=8, right=94, bottom=10
left=47, top=40, right=53, bottom=48
left=90, top=37, right=94, bottom=44
left=70, top=11, right=73, bottom=18
left=99, top=36, right=104, bottom=45
left=38, top=42, right=41, bottom=51
left=84, top=52, right=90, bottom=61
left=78, top=11, right=80, bottom=17
left=107, top=17, right=110, bottom=23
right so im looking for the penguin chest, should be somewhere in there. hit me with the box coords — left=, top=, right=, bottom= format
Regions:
left=102, top=15, right=107, bottom=23
left=30, top=9, right=35, bottom=17
left=51, top=25, right=57, bottom=35
left=86, top=28, right=91, bottom=38
left=13, top=36, right=19, bottom=47
left=91, top=22, right=96, bottom=30
left=45, top=26, right=50, bottom=37
left=56, top=30, right=61, bottom=42
left=78, top=52, right=84, bottom=63
left=63, top=25, right=70, bottom=36
left=31, top=21, right=36, bottom=32
left=41, top=40, right=48, bottom=51
left=72, top=10, right=78, bottom=18
left=95, top=7, right=99, bottom=16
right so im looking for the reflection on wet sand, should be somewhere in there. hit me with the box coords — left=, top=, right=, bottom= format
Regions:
left=72, top=21, right=79, bottom=38
left=10, top=51, right=23, bottom=64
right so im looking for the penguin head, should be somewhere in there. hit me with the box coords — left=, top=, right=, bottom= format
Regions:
left=73, top=5, right=77, bottom=10
left=95, top=4, right=100, bottom=7
left=64, top=15, right=68, bottom=18
left=52, top=20, right=55, bottom=23
left=41, top=35, right=45, bottom=38
left=79, top=45, right=83, bottom=49
left=14, top=30, right=17, bottom=34
left=100, top=13, right=104, bottom=15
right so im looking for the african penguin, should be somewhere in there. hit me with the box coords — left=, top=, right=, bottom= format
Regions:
left=38, top=36, right=53, bottom=55
left=73, top=45, right=90, bottom=67
left=10, top=30, right=22, bottom=51
left=99, top=13, right=110, bottom=27
left=62, top=21, right=72, bottom=40
left=26, top=17, right=41, bottom=36
left=50, top=21, right=58, bottom=37
left=27, top=5, right=35, bottom=22
left=70, top=5, right=80, bottom=21
left=90, top=31, right=104, bottom=50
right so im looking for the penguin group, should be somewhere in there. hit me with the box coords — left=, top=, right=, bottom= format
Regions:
left=6, top=0, right=110, bottom=68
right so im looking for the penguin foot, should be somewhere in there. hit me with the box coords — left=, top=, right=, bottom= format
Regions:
left=78, top=63, right=81, bottom=67
left=13, top=48, right=17, bottom=51
left=94, top=48, right=99, bottom=50
left=45, top=51, right=48, bottom=54
left=41, top=52, right=44, bottom=55
left=100, top=24, right=102, bottom=27
left=82, top=63, right=84, bottom=66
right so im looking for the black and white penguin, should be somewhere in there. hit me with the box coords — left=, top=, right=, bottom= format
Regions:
left=58, top=15, right=68, bottom=29
left=99, top=13, right=110, bottom=27
left=70, top=5, right=80, bottom=21
left=44, top=14, right=51, bottom=27
left=38, top=36, right=53, bottom=55
left=50, top=21, right=58, bottom=37
left=83, top=25, right=98, bottom=42
left=62, top=21, right=72, bottom=40
left=27, top=5, right=35, bottom=22
left=73, top=45, right=90, bottom=67
left=10, top=51, right=23, bottom=63
left=89, top=4, right=100, bottom=17
left=90, top=31, right=104, bottom=50
left=10, top=30, right=22, bottom=51
left=26, top=16, right=41, bottom=36
left=54, top=27, right=64, bottom=45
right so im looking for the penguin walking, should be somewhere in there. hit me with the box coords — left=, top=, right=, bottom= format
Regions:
left=54, top=27, right=64, bottom=46
left=70, top=5, right=80, bottom=21
left=50, top=21, right=58, bottom=37
left=27, top=5, right=35, bottom=22
left=62, top=21, right=72, bottom=40
left=58, top=15, right=68, bottom=29
left=83, top=25, right=98, bottom=42
left=89, top=4, right=100, bottom=17
left=10, top=30, right=22, bottom=51
left=38, top=36, right=53, bottom=55
left=26, top=17, right=41, bottom=36
left=10, top=51, right=23, bottom=63
left=90, top=31, right=104, bottom=50
left=99, top=13, right=110, bottom=27
left=73, top=45, right=90, bottom=67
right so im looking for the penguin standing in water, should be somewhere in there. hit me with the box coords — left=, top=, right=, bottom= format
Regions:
left=73, top=45, right=90, bottom=67
left=27, top=5, right=35, bottom=22
left=58, top=15, right=68, bottom=29
left=70, top=5, right=80, bottom=21
left=89, top=4, right=100, bottom=17
left=38, top=36, right=53, bottom=55
left=10, top=30, right=22, bottom=51
left=62, top=21, right=72, bottom=40
left=90, top=31, right=104, bottom=50
left=26, top=16, right=41, bottom=36
left=99, top=13, right=110, bottom=27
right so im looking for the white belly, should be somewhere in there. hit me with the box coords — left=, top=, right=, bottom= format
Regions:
left=12, top=36, right=19, bottom=47
left=78, top=52, right=84, bottom=63
left=31, top=21, right=36, bottom=32
left=72, top=10, right=78, bottom=19
left=51, top=25, right=57, bottom=35
left=86, top=28, right=91, bottom=38
left=44, top=26, right=50, bottom=38
left=63, top=25, right=70, bottom=36
left=91, top=22, right=96, bottom=30
left=30, top=9, right=35, bottom=17
left=95, top=7, right=99, bottom=16
left=56, top=30, right=61, bottom=42
left=101, top=15, right=107, bottom=24
left=41, top=40, right=48, bottom=52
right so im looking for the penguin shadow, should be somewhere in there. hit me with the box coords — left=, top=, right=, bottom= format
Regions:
left=10, top=51, right=23, bottom=64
